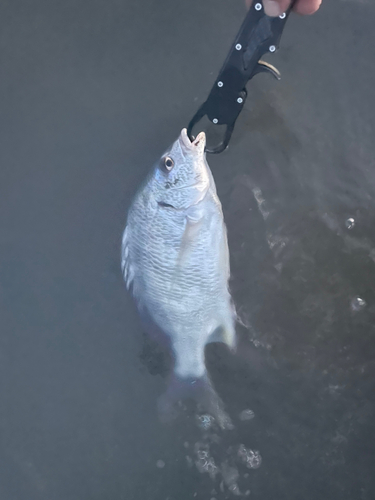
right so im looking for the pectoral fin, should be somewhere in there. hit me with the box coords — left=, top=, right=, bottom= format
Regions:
left=169, top=208, right=204, bottom=294
left=177, top=213, right=203, bottom=266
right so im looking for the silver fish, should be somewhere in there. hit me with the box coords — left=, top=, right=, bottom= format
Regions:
left=121, top=129, right=236, bottom=429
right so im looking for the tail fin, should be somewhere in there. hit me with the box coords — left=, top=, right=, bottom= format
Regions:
left=157, top=371, right=233, bottom=430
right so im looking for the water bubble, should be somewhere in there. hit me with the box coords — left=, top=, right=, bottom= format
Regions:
left=194, top=443, right=218, bottom=478
left=197, top=450, right=208, bottom=460
left=239, top=409, right=255, bottom=421
left=238, top=445, right=262, bottom=469
left=196, top=414, right=214, bottom=430
left=351, top=297, right=366, bottom=312
left=206, top=459, right=218, bottom=477
left=195, top=456, right=217, bottom=477
left=345, top=218, right=355, bottom=229
left=245, top=490, right=251, bottom=496
left=156, top=460, right=165, bottom=469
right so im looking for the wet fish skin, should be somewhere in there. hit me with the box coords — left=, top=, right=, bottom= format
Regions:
left=121, top=129, right=236, bottom=429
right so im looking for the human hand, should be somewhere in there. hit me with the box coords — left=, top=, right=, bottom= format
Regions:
left=245, top=0, right=322, bottom=17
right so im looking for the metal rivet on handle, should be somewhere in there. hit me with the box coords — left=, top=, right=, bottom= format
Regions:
left=279, top=13, right=286, bottom=19
left=235, top=43, right=242, bottom=51
left=255, top=3, right=262, bottom=10
left=213, top=118, right=218, bottom=124
left=217, top=81, right=223, bottom=87
left=237, top=97, right=243, bottom=104
left=269, top=45, right=276, bottom=52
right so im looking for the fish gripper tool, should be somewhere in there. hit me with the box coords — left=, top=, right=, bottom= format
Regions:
left=187, top=0, right=297, bottom=154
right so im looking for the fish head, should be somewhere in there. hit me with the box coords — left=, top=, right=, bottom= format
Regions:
left=150, top=129, right=210, bottom=210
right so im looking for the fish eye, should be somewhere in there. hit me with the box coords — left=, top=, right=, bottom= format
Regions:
left=163, top=156, right=174, bottom=171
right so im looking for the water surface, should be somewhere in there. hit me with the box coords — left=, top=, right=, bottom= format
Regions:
left=0, top=0, right=374, bottom=498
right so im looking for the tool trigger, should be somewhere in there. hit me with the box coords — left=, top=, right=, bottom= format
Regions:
left=254, top=60, right=281, bottom=80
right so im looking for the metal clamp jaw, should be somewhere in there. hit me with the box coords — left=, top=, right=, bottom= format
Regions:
left=187, top=0, right=295, bottom=154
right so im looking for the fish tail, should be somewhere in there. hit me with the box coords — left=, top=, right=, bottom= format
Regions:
left=157, top=371, right=234, bottom=430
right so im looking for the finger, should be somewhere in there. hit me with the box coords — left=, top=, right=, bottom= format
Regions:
left=293, top=0, right=322, bottom=15
left=246, top=0, right=322, bottom=16
left=262, top=0, right=291, bottom=17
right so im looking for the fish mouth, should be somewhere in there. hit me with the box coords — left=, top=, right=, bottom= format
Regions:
left=179, top=128, right=206, bottom=151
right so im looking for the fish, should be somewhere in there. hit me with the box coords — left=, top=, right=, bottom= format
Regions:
left=121, top=128, right=236, bottom=429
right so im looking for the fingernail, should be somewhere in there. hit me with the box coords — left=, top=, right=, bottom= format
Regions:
left=263, top=0, right=283, bottom=17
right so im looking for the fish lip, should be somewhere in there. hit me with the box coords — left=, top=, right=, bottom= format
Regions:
left=179, top=129, right=193, bottom=149
left=179, top=128, right=206, bottom=150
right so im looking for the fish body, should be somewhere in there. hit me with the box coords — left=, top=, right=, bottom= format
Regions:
left=121, top=129, right=236, bottom=428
